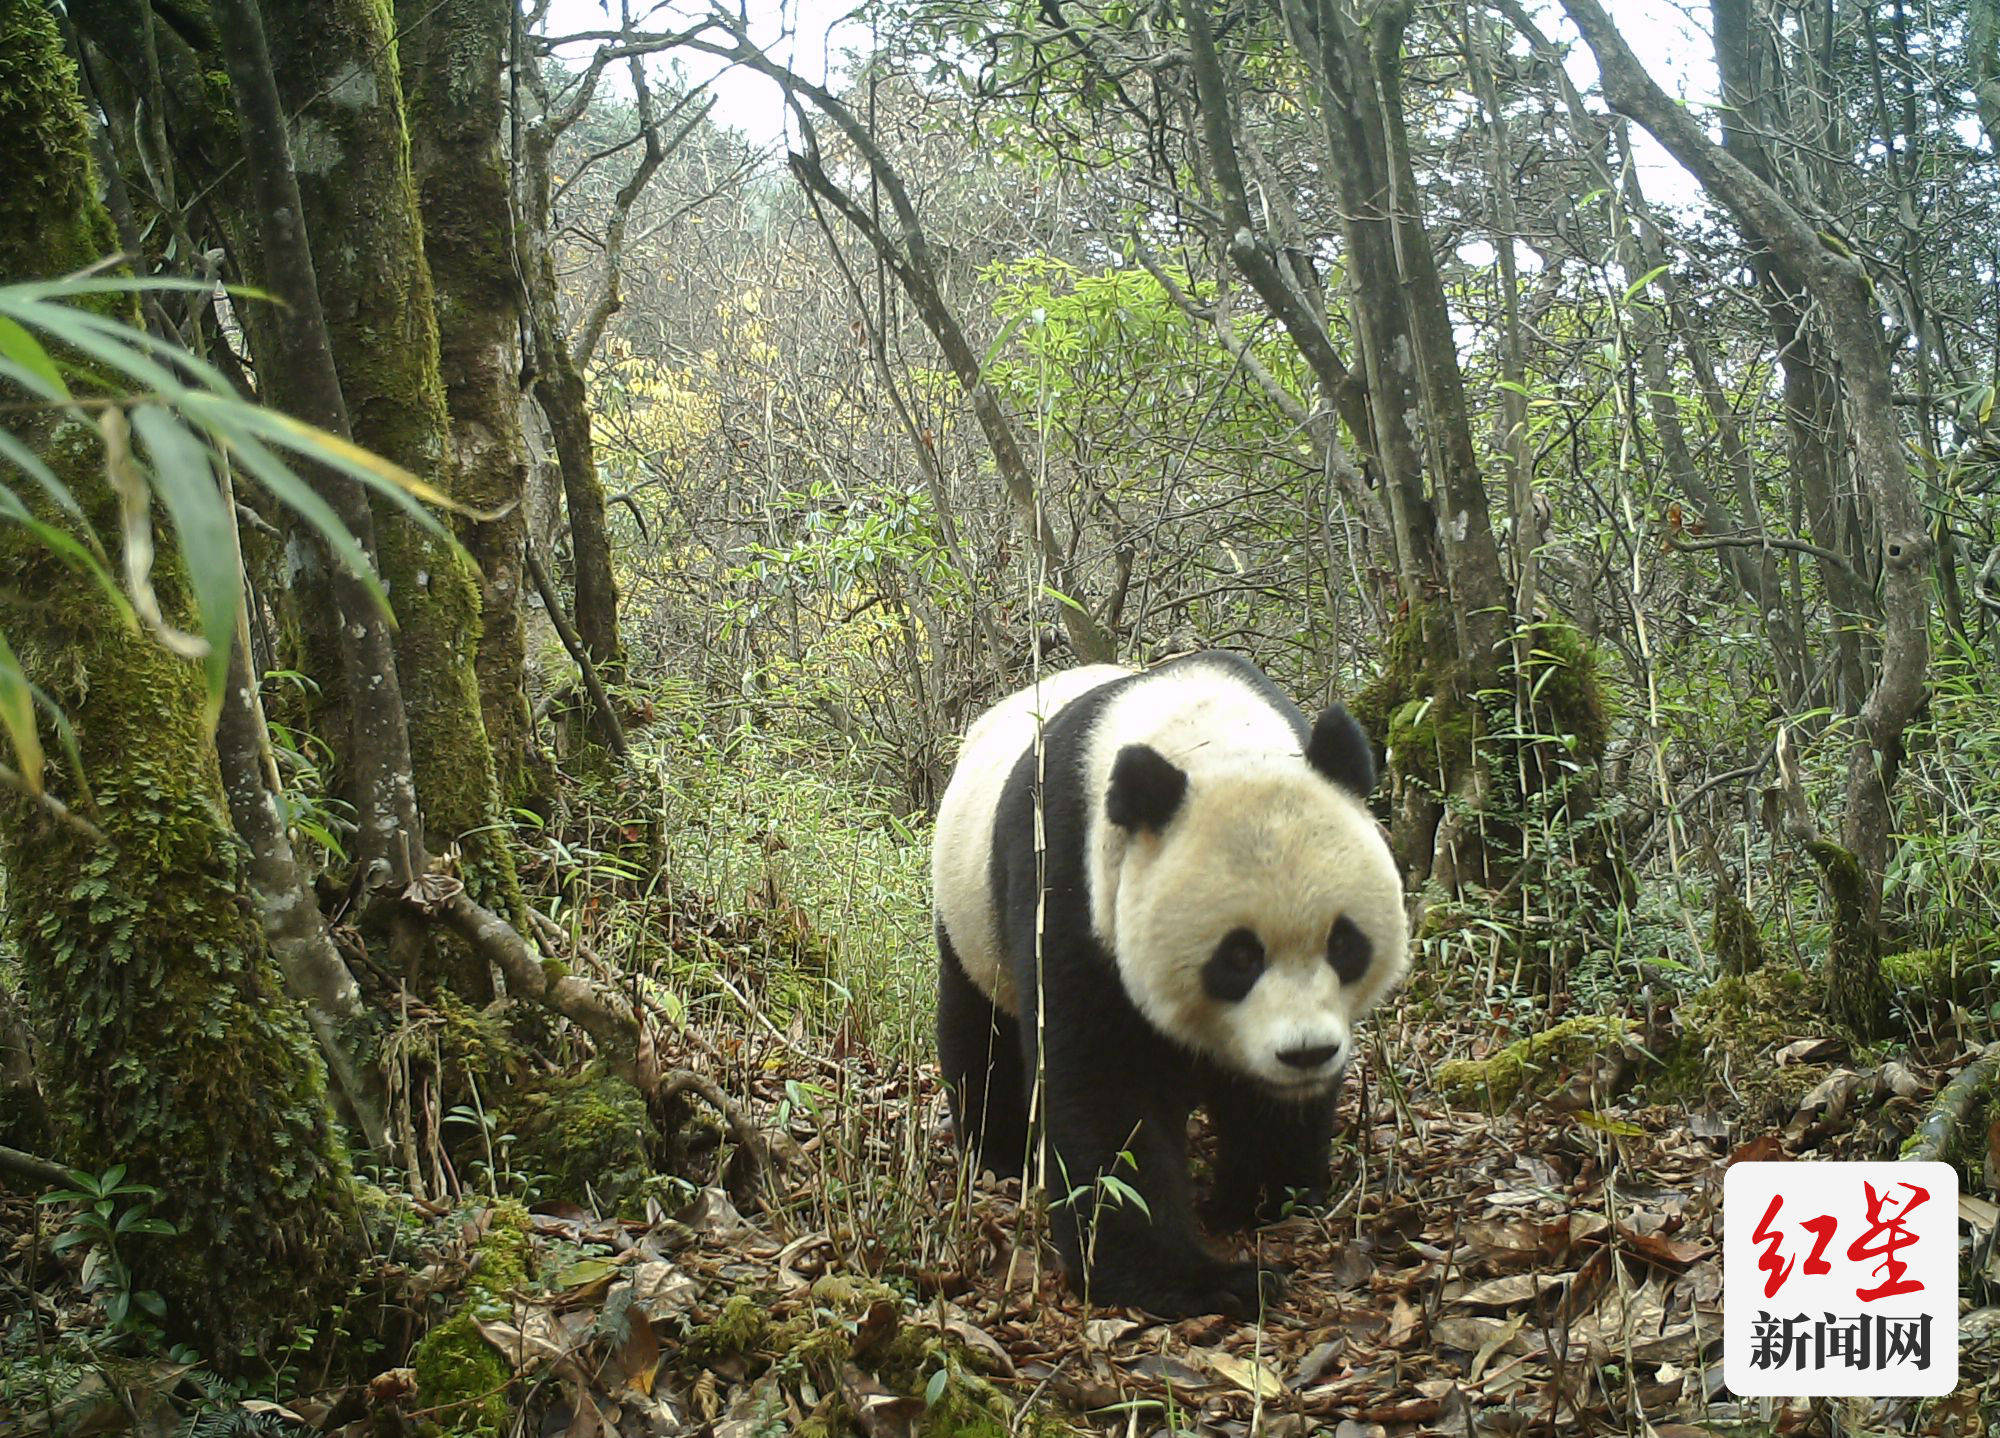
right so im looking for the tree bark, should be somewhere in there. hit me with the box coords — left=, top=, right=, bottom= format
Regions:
left=260, top=0, right=524, bottom=925
left=398, top=0, right=541, bottom=807
left=0, top=0, right=356, bottom=1357
left=211, top=0, right=425, bottom=889
left=215, top=487, right=390, bottom=1150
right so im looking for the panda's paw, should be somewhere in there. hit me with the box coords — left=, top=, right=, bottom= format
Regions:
left=1104, top=1259, right=1285, bottom=1319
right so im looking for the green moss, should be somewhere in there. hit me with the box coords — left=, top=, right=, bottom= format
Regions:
left=1518, top=619, right=1611, bottom=759
left=1808, top=839, right=1887, bottom=1039
left=408, top=1203, right=531, bottom=1436
left=502, top=1064, right=651, bottom=1203
left=920, top=1385, right=1012, bottom=1438
left=410, top=1311, right=509, bottom=1438
left=1435, top=1014, right=1630, bottom=1109
left=1713, top=887, right=1766, bottom=977
left=1882, top=932, right=2000, bottom=1003
left=808, top=1274, right=901, bottom=1311
left=0, top=3, right=120, bottom=290
left=468, top=1200, right=531, bottom=1304
left=1647, top=967, right=1827, bottom=1116
left=686, top=1294, right=772, bottom=1368
left=679, top=1283, right=1073, bottom=1438
left=258, top=0, right=525, bottom=937
left=0, top=8, right=355, bottom=1366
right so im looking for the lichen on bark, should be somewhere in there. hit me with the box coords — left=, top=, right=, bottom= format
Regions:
left=397, top=0, right=541, bottom=809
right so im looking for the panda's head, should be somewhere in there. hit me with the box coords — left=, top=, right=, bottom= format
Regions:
left=1100, top=703, right=1408, bottom=1094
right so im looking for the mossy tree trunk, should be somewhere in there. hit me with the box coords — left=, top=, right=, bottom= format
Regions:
left=259, top=0, right=525, bottom=929
left=0, top=0, right=355, bottom=1358
left=398, top=0, right=545, bottom=809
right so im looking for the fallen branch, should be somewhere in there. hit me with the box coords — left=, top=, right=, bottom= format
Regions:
left=433, top=888, right=640, bottom=1075
left=0, top=1143, right=71, bottom=1191
left=516, top=907, right=806, bottom=1196
left=1904, top=1042, right=2000, bottom=1164
left=655, top=1065, right=808, bottom=1177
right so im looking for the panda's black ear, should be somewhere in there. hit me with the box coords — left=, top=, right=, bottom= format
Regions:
left=1306, top=703, right=1375, bottom=797
left=1106, top=744, right=1187, bottom=832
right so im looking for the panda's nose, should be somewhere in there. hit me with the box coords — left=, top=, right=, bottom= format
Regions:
left=1277, top=1042, right=1341, bottom=1070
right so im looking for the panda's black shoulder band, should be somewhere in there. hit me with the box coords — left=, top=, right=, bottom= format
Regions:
left=1306, top=704, right=1375, bottom=797
left=1106, top=744, right=1187, bottom=831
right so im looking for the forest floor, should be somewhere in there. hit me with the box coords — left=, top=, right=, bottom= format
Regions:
left=11, top=1004, right=1995, bottom=1438
left=6, top=750, right=1999, bottom=1437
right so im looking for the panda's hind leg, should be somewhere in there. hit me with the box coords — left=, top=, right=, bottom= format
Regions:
left=937, top=923, right=1029, bottom=1179
left=1201, top=1072, right=1337, bottom=1230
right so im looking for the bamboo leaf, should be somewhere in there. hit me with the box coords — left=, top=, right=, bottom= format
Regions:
left=130, top=403, right=237, bottom=722
left=0, top=316, right=70, bottom=401
left=1620, top=264, right=1671, bottom=305
left=4, top=298, right=189, bottom=397
left=217, top=425, right=389, bottom=612
left=195, top=397, right=464, bottom=530
left=0, top=630, right=44, bottom=794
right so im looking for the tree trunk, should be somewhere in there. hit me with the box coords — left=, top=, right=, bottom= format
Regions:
left=518, top=49, right=626, bottom=681
left=0, top=1, right=355, bottom=1358
left=1563, top=0, right=1931, bottom=1014
left=260, top=0, right=525, bottom=928
left=398, top=0, right=542, bottom=807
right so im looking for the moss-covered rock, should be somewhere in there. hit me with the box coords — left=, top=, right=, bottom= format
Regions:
left=1882, top=932, right=2000, bottom=1005
left=408, top=1202, right=531, bottom=1437
left=1435, top=1014, right=1631, bottom=1109
left=1647, top=967, right=1830, bottom=1119
left=409, top=1311, right=510, bottom=1438
left=503, top=1063, right=652, bottom=1204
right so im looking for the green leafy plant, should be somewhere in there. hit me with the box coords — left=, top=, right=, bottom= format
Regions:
left=37, top=1164, right=177, bottom=1338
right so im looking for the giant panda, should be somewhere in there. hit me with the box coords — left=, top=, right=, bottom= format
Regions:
left=931, top=650, right=1408, bottom=1318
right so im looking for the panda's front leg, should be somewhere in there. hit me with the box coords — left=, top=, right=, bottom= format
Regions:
left=1201, top=1071, right=1337, bottom=1230
left=1032, top=1023, right=1282, bottom=1318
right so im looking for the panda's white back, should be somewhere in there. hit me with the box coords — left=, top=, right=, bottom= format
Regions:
left=932, top=664, right=1129, bottom=1012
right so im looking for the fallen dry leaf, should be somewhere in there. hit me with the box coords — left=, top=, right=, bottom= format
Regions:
left=1206, top=1348, right=1284, bottom=1399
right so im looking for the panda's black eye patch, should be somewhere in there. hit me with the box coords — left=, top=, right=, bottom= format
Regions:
left=1327, top=915, right=1371, bottom=985
left=1202, top=928, right=1266, bottom=1002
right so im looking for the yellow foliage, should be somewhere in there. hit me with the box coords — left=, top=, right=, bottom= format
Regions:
left=592, top=354, right=720, bottom=463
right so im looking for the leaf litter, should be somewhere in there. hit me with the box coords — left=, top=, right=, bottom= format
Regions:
left=8, top=1027, right=1997, bottom=1437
